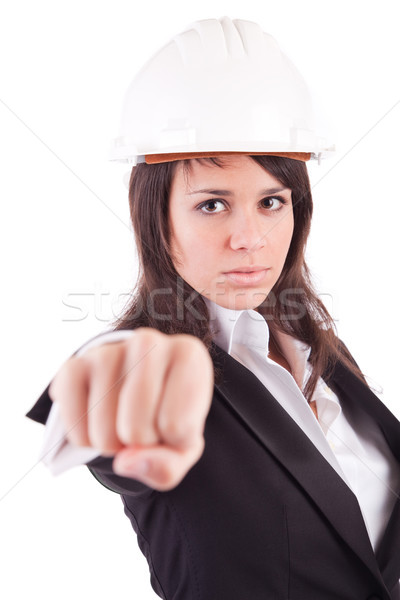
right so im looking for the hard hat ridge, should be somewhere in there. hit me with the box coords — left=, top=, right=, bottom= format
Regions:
left=188, top=17, right=248, bottom=61
left=218, top=17, right=247, bottom=58
left=233, top=18, right=273, bottom=58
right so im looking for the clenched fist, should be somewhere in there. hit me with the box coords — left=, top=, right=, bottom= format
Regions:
left=48, top=328, right=214, bottom=491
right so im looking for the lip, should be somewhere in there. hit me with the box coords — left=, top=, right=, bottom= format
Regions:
left=222, top=267, right=270, bottom=286
left=223, top=266, right=269, bottom=274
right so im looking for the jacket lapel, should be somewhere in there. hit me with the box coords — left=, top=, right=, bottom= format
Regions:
left=329, top=360, right=400, bottom=590
left=376, top=498, right=400, bottom=592
left=328, top=360, right=400, bottom=462
left=213, top=344, right=387, bottom=588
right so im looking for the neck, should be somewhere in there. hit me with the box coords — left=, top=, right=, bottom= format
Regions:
left=268, top=334, right=292, bottom=375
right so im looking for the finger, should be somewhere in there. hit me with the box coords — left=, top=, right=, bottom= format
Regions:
left=112, top=437, right=205, bottom=491
left=86, top=345, right=126, bottom=455
left=116, top=330, right=165, bottom=446
left=157, top=336, right=214, bottom=448
left=49, top=358, right=91, bottom=447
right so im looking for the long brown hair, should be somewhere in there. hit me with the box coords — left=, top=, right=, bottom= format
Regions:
left=112, top=155, right=365, bottom=401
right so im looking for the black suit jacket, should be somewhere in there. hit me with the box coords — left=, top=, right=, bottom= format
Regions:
left=27, top=343, right=400, bottom=600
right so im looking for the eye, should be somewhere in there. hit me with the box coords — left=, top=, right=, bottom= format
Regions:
left=198, top=199, right=226, bottom=214
left=260, top=196, right=286, bottom=211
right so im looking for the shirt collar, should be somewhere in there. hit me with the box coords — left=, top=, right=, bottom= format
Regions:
left=203, top=297, right=341, bottom=433
left=273, top=329, right=311, bottom=389
left=311, top=377, right=342, bottom=434
left=204, top=297, right=269, bottom=355
left=204, top=298, right=312, bottom=385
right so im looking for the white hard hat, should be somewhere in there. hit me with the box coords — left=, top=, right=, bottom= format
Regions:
left=110, top=17, right=334, bottom=165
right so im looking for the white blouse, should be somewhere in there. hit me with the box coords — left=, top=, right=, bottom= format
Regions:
left=40, top=299, right=400, bottom=552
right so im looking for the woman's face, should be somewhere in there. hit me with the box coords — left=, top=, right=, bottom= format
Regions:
left=168, top=156, right=294, bottom=311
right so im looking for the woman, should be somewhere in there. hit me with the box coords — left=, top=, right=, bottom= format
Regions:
left=27, top=18, right=400, bottom=599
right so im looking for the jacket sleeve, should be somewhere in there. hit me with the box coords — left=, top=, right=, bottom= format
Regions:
left=25, top=383, right=53, bottom=425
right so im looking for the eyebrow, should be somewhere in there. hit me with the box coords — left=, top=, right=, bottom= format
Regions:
left=186, top=187, right=289, bottom=196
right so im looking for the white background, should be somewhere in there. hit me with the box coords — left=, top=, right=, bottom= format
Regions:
left=1, top=0, right=399, bottom=598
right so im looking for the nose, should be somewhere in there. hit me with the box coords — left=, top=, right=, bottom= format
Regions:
left=229, top=213, right=267, bottom=253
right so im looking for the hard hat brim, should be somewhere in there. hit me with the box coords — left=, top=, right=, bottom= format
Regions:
left=144, top=151, right=312, bottom=164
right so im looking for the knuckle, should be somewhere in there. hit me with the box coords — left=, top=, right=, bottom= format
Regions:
left=173, top=335, right=210, bottom=366
left=87, top=423, right=114, bottom=454
left=128, top=327, right=165, bottom=353
left=65, top=423, right=90, bottom=448
left=49, top=359, right=78, bottom=399
left=87, top=422, right=102, bottom=449
left=115, top=406, right=159, bottom=446
left=159, top=415, right=195, bottom=446
left=174, top=333, right=201, bottom=353
left=49, top=358, right=89, bottom=406
left=85, top=344, right=124, bottom=372
left=117, top=423, right=158, bottom=447
left=115, top=419, right=132, bottom=446
left=67, top=433, right=88, bottom=449
left=97, top=439, right=122, bottom=456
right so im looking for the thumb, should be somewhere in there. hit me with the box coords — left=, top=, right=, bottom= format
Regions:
left=112, top=440, right=205, bottom=491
